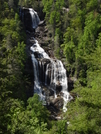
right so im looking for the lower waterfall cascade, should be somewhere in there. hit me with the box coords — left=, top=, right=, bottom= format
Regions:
left=20, top=7, right=73, bottom=112
left=30, top=38, right=73, bottom=112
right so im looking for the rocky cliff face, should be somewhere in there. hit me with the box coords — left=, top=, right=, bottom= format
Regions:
left=19, top=7, right=40, bottom=32
left=20, top=7, right=32, bottom=31
left=21, top=7, right=73, bottom=118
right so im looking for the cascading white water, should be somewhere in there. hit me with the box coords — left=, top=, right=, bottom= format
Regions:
left=58, top=60, right=68, bottom=91
left=31, top=54, right=39, bottom=92
left=30, top=38, right=49, bottom=59
left=29, top=8, right=40, bottom=29
left=31, top=53, right=46, bottom=103
left=28, top=9, right=72, bottom=111
left=45, top=64, right=49, bottom=85
left=30, top=38, right=72, bottom=111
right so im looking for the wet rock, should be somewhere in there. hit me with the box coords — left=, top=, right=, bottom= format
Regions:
left=38, top=20, right=45, bottom=26
left=32, top=52, right=38, bottom=58
left=53, top=97, right=64, bottom=109
left=48, top=50, right=54, bottom=58
left=41, top=58, right=51, bottom=64
left=56, top=84, right=62, bottom=93
left=20, top=7, right=40, bottom=32
left=35, top=27, right=40, bottom=33
left=44, top=28, right=48, bottom=33
left=70, top=92, right=78, bottom=101
left=20, top=7, right=32, bottom=31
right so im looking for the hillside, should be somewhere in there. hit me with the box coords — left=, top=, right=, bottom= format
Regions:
left=0, top=0, right=101, bottom=134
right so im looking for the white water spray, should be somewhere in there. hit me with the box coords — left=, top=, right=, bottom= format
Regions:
left=29, top=8, right=40, bottom=29
left=28, top=9, right=72, bottom=111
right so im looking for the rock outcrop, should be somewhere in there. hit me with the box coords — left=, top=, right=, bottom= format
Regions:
left=21, top=7, right=74, bottom=119
left=19, top=7, right=40, bottom=32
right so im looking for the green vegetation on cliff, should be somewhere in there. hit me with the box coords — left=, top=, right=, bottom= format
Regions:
left=42, top=0, right=101, bottom=133
left=1, top=0, right=101, bottom=134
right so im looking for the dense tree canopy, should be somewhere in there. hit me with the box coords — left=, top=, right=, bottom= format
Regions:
left=60, top=0, right=101, bottom=133
left=1, top=0, right=101, bottom=133
left=42, top=0, right=101, bottom=133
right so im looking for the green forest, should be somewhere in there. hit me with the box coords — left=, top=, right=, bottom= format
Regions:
left=0, top=0, right=101, bottom=134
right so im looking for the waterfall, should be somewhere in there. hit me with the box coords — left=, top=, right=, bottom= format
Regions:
left=21, top=7, right=73, bottom=111
left=31, top=53, right=46, bottom=103
left=30, top=37, right=72, bottom=111
left=29, top=8, right=40, bottom=29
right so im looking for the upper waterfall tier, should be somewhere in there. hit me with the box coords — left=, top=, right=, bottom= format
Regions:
left=19, top=7, right=40, bottom=31
left=29, top=8, right=40, bottom=29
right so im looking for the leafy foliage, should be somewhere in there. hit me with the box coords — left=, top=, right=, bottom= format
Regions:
left=1, top=0, right=101, bottom=133
left=0, top=1, right=27, bottom=133
left=42, top=0, right=66, bottom=57
left=8, top=94, right=50, bottom=134
left=60, top=1, right=101, bottom=133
